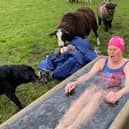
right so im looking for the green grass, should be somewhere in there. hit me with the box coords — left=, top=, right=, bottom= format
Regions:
left=0, top=0, right=129, bottom=125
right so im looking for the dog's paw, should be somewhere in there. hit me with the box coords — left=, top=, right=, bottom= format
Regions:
left=19, top=104, right=26, bottom=109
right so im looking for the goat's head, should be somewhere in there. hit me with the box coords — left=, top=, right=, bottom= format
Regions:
left=105, top=3, right=117, bottom=16
left=49, top=28, right=74, bottom=47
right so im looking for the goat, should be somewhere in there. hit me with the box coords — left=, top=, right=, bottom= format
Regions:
left=50, top=7, right=100, bottom=47
left=97, top=1, right=117, bottom=32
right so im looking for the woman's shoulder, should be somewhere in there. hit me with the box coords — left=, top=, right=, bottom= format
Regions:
left=124, top=58, right=129, bottom=62
left=124, top=58, right=129, bottom=71
left=93, top=58, right=106, bottom=71
left=96, top=58, right=106, bottom=65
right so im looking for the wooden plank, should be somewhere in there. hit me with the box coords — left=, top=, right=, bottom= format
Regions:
left=109, top=100, right=129, bottom=129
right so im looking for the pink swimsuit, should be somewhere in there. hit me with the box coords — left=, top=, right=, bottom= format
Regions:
left=99, top=59, right=129, bottom=89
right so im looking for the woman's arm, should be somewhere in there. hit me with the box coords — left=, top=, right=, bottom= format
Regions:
left=65, top=58, right=104, bottom=94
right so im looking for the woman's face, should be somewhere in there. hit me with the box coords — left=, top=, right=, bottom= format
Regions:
left=107, top=45, right=122, bottom=61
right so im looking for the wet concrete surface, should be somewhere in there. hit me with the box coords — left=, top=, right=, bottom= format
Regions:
left=1, top=57, right=129, bottom=129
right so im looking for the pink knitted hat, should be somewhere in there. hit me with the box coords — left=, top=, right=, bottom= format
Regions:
left=108, top=36, right=125, bottom=52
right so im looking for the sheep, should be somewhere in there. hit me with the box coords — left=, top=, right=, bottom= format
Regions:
left=50, top=7, right=100, bottom=47
left=69, top=0, right=78, bottom=2
left=75, top=7, right=99, bottom=42
left=97, top=1, right=117, bottom=32
left=69, top=0, right=92, bottom=3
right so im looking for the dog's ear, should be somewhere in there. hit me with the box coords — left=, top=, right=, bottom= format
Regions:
left=49, top=30, right=57, bottom=37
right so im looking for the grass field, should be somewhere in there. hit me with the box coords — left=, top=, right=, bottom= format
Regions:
left=0, top=0, right=129, bottom=126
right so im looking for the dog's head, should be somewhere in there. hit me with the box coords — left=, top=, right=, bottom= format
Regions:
left=15, top=65, right=39, bottom=83
left=49, top=28, right=74, bottom=47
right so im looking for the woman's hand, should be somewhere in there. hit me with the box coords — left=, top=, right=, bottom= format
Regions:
left=65, top=81, right=77, bottom=94
left=105, top=91, right=120, bottom=104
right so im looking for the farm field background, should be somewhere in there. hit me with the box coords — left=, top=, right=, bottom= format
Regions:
left=0, top=0, right=129, bottom=127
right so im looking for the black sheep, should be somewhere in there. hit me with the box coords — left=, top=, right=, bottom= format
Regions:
left=50, top=7, right=100, bottom=47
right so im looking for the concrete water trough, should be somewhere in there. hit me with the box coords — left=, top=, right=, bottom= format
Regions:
left=0, top=56, right=129, bottom=129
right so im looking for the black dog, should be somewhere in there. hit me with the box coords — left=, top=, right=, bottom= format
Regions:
left=0, top=65, right=39, bottom=109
